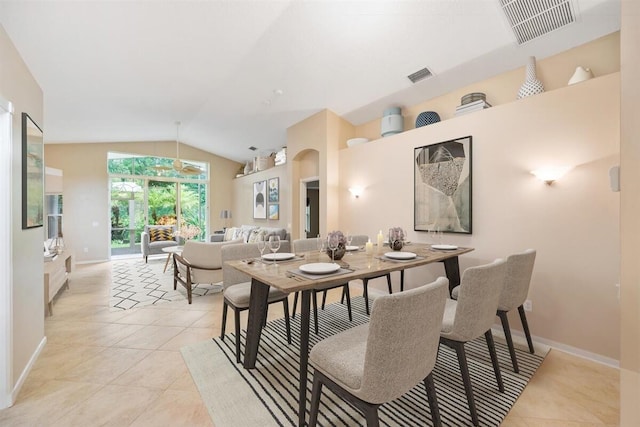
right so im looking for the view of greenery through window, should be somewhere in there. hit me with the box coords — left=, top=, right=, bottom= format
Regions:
left=108, top=153, right=208, bottom=255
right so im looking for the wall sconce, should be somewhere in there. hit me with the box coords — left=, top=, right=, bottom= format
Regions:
left=349, top=187, right=363, bottom=198
left=531, top=167, right=571, bottom=186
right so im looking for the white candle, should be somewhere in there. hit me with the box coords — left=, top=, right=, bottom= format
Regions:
left=365, top=239, right=373, bottom=255
left=377, top=230, right=384, bottom=253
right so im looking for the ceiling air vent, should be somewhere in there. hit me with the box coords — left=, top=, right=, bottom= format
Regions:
left=248, top=146, right=258, bottom=151
left=407, top=67, right=433, bottom=84
left=500, top=0, right=575, bottom=45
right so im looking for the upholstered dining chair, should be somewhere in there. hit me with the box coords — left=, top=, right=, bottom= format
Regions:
left=291, top=238, right=353, bottom=334
left=220, top=243, right=292, bottom=363
left=350, top=234, right=405, bottom=316
left=308, top=277, right=449, bottom=427
left=496, top=249, right=537, bottom=373
left=439, top=258, right=507, bottom=427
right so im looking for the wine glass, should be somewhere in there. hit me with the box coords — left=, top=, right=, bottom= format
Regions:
left=316, top=234, right=324, bottom=253
left=327, top=234, right=339, bottom=262
left=346, top=232, right=353, bottom=255
left=257, top=235, right=266, bottom=259
left=268, top=235, right=281, bottom=266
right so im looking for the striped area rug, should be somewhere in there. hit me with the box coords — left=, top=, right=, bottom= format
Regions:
left=182, top=298, right=547, bottom=426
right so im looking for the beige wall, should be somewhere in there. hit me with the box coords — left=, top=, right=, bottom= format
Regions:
left=356, top=32, right=620, bottom=142
left=44, top=141, right=241, bottom=262
left=231, top=165, right=290, bottom=230
left=340, top=74, right=620, bottom=361
left=0, top=24, right=45, bottom=396
left=619, top=2, right=640, bottom=424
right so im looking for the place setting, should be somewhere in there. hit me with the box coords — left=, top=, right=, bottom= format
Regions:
left=287, top=261, right=354, bottom=280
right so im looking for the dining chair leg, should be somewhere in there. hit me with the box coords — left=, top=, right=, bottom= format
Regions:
left=344, top=285, right=353, bottom=322
left=234, top=308, right=241, bottom=363
left=518, top=305, right=535, bottom=353
left=312, top=291, right=319, bottom=335
left=385, top=274, right=393, bottom=294
left=498, top=310, right=519, bottom=373
left=363, top=279, right=371, bottom=315
left=282, top=298, right=292, bottom=344
left=321, top=289, right=328, bottom=310
left=447, top=339, right=479, bottom=426
left=292, top=292, right=299, bottom=319
left=485, top=330, right=504, bottom=392
left=263, top=305, right=268, bottom=327
left=308, top=373, right=323, bottom=427
left=400, top=270, right=405, bottom=292
left=424, top=373, right=442, bottom=427
left=220, top=301, right=229, bottom=340
left=363, top=405, right=380, bottom=427
left=340, top=287, right=346, bottom=304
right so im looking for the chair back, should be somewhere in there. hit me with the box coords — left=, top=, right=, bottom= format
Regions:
left=358, top=277, right=449, bottom=403
left=350, top=235, right=369, bottom=246
left=292, top=238, right=317, bottom=253
left=179, top=240, right=236, bottom=283
left=451, top=259, right=507, bottom=341
left=499, top=249, right=536, bottom=311
left=221, top=243, right=262, bottom=290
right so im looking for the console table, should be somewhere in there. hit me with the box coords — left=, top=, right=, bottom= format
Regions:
left=44, top=251, right=73, bottom=316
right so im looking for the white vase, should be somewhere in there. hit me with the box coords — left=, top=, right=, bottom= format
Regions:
left=568, top=66, right=593, bottom=85
left=517, top=56, right=545, bottom=99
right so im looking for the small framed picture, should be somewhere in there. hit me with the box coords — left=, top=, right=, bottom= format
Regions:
left=268, top=203, right=279, bottom=220
left=253, top=180, right=267, bottom=219
left=268, top=177, right=279, bottom=203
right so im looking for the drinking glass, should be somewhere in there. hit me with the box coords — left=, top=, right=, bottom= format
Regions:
left=317, top=234, right=325, bottom=253
left=346, top=232, right=353, bottom=254
left=327, top=234, right=339, bottom=262
left=257, top=235, right=266, bottom=259
left=268, top=235, right=281, bottom=266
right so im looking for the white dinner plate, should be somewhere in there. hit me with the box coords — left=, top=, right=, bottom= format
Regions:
left=299, top=263, right=341, bottom=274
left=432, top=244, right=458, bottom=250
left=262, top=252, right=296, bottom=261
left=345, top=245, right=359, bottom=251
left=384, top=251, right=417, bottom=260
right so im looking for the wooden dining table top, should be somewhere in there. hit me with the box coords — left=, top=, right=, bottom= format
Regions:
left=226, top=243, right=474, bottom=293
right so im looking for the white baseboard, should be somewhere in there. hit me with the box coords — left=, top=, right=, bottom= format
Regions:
left=11, top=336, right=47, bottom=404
left=491, top=325, right=620, bottom=369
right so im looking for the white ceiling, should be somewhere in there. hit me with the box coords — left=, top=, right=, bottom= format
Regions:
left=0, top=0, right=620, bottom=163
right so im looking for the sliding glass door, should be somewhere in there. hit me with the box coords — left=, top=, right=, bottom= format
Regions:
left=110, top=179, right=145, bottom=255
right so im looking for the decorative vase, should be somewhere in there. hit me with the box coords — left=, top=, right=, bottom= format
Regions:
left=327, top=245, right=346, bottom=261
left=415, top=111, right=440, bottom=128
left=568, top=66, right=593, bottom=85
left=517, top=56, right=545, bottom=99
left=389, top=240, right=404, bottom=251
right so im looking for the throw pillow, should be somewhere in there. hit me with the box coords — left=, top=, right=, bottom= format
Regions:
left=224, top=227, right=238, bottom=242
left=247, top=228, right=268, bottom=243
left=149, top=227, right=173, bottom=242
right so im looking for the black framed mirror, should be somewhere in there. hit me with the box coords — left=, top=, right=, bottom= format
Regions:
left=22, top=112, right=44, bottom=229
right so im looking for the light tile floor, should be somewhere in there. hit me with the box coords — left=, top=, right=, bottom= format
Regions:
left=0, top=259, right=620, bottom=426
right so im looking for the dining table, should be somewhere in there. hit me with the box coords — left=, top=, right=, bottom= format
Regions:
left=225, top=242, right=474, bottom=427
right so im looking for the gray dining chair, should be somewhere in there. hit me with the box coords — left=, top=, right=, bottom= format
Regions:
left=496, top=249, right=537, bottom=373
left=291, top=238, right=352, bottom=334
left=308, top=277, right=449, bottom=427
left=349, top=234, right=404, bottom=316
left=220, top=243, right=291, bottom=363
left=440, top=258, right=507, bottom=427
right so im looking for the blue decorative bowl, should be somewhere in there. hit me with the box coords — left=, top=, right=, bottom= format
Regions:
left=416, top=111, right=440, bottom=127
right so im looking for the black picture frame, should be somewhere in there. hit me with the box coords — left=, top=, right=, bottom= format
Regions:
left=22, top=113, right=44, bottom=229
left=414, top=136, right=472, bottom=234
left=253, top=180, right=267, bottom=219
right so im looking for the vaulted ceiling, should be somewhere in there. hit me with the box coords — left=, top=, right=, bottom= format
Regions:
left=0, top=0, right=620, bottom=163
